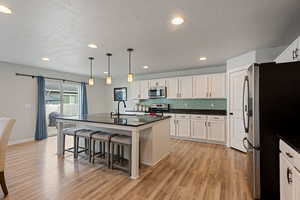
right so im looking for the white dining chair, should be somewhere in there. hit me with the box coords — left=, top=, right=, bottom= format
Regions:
left=0, top=118, right=16, bottom=196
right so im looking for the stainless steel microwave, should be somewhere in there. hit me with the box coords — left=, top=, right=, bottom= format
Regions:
left=148, top=87, right=167, bottom=99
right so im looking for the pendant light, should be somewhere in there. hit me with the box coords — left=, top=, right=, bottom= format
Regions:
left=106, top=53, right=112, bottom=85
left=127, top=48, right=134, bottom=83
left=88, top=57, right=95, bottom=86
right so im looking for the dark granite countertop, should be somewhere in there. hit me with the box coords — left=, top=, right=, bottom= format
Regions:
left=56, top=113, right=171, bottom=127
left=126, top=109, right=226, bottom=116
left=277, top=134, right=300, bottom=153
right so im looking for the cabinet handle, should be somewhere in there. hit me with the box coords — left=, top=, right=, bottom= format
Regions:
left=295, top=48, right=299, bottom=59
left=293, top=50, right=296, bottom=60
left=205, top=122, right=207, bottom=127
left=286, top=152, right=294, bottom=158
left=287, top=167, right=293, bottom=184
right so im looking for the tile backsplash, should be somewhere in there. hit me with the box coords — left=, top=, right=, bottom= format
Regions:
left=139, top=98, right=227, bottom=110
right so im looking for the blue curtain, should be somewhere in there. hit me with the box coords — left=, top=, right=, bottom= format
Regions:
left=80, top=82, right=88, bottom=115
left=35, top=76, right=48, bottom=140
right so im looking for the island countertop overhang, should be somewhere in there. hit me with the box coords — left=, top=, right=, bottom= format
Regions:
left=56, top=113, right=171, bottom=127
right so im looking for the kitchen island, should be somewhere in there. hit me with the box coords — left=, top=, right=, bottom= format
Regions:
left=56, top=113, right=171, bottom=179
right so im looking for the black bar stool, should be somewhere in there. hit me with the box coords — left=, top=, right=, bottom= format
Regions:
left=62, top=127, right=89, bottom=158
left=91, top=132, right=115, bottom=167
left=110, top=135, right=132, bottom=176
left=74, top=130, right=99, bottom=161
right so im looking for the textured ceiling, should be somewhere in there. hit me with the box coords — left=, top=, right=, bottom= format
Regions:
left=0, top=0, right=300, bottom=78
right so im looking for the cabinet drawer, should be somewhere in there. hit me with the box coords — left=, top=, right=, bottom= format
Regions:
left=207, top=115, right=225, bottom=121
left=280, top=140, right=300, bottom=171
left=190, top=115, right=207, bottom=120
left=175, top=114, right=191, bottom=119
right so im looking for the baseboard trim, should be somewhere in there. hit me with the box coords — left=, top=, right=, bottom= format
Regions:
left=8, top=138, right=35, bottom=146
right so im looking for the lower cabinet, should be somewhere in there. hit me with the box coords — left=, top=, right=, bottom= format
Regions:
left=279, top=140, right=300, bottom=200
left=191, top=119, right=207, bottom=139
left=207, top=118, right=226, bottom=142
left=166, top=114, right=226, bottom=144
left=177, top=116, right=191, bottom=137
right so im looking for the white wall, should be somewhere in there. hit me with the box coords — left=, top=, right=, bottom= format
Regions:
left=0, top=61, right=108, bottom=144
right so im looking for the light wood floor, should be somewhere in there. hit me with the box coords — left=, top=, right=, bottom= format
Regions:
left=2, top=137, right=252, bottom=200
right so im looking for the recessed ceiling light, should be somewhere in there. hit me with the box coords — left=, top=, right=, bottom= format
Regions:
left=200, top=57, right=207, bottom=61
left=88, top=44, right=98, bottom=49
left=143, top=66, right=149, bottom=69
left=172, top=17, right=184, bottom=25
left=41, top=57, right=50, bottom=61
left=104, top=71, right=108, bottom=74
left=0, top=5, right=12, bottom=14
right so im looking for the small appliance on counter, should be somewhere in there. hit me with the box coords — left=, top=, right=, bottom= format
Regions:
left=148, top=87, right=167, bottom=99
left=148, top=104, right=170, bottom=116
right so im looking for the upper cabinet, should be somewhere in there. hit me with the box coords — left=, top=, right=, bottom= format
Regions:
left=275, top=37, right=300, bottom=63
left=130, top=80, right=149, bottom=100
left=131, top=73, right=226, bottom=100
left=149, top=79, right=166, bottom=88
left=166, top=78, right=179, bottom=99
left=178, top=76, right=193, bottom=98
left=193, top=73, right=226, bottom=98
left=166, top=76, right=193, bottom=99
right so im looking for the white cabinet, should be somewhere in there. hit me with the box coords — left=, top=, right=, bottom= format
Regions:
left=207, top=117, right=226, bottom=142
left=208, top=73, right=226, bottom=98
left=193, top=73, right=226, bottom=98
left=166, top=76, right=193, bottom=99
left=166, top=78, right=179, bottom=99
left=130, top=80, right=149, bottom=99
left=276, top=37, right=300, bottom=63
left=131, top=81, right=141, bottom=99
left=280, top=153, right=295, bottom=200
left=178, top=76, right=193, bottom=98
left=150, top=79, right=166, bottom=88
left=193, top=75, right=208, bottom=98
left=165, top=114, right=176, bottom=136
left=176, top=114, right=191, bottom=137
left=169, top=114, right=226, bottom=144
left=279, top=140, right=300, bottom=200
left=191, top=115, right=207, bottom=139
left=140, top=80, right=149, bottom=99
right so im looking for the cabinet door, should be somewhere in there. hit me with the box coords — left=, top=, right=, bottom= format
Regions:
left=131, top=81, right=140, bottom=99
left=209, top=73, right=226, bottom=98
left=293, top=166, right=300, bottom=200
left=179, top=76, right=193, bottom=98
left=280, top=153, right=294, bottom=200
left=275, top=38, right=299, bottom=63
left=192, top=75, right=208, bottom=98
left=140, top=80, right=149, bottom=99
left=207, top=120, right=225, bottom=142
left=165, top=114, right=176, bottom=136
left=150, top=79, right=166, bottom=88
left=191, top=119, right=207, bottom=139
left=177, top=118, right=190, bottom=137
left=166, top=78, right=179, bottom=99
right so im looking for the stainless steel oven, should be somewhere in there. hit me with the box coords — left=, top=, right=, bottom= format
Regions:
left=148, top=87, right=167, bottom=99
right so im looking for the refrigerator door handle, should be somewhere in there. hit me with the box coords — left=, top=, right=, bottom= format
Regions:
left=242, top=76, right=250, bottom=133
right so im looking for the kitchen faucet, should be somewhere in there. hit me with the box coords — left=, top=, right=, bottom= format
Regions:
left=117, top=100, right=127, bottom=116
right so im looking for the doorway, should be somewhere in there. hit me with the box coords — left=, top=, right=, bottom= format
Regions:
left=45, top=80, right=80, bottom=136
left=228, top=68, right=248, bottom=152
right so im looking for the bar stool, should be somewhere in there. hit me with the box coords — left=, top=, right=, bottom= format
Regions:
left=91, top=132, right=115, bottom=166
left=110, top=135, right=132, bottom=176
left=62, top=127, right=89, bottom=158
left=74, top=129, right=99, bottom=162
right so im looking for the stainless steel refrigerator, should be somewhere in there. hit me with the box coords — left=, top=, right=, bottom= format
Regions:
left=242, top=62, right=300, bottom=200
